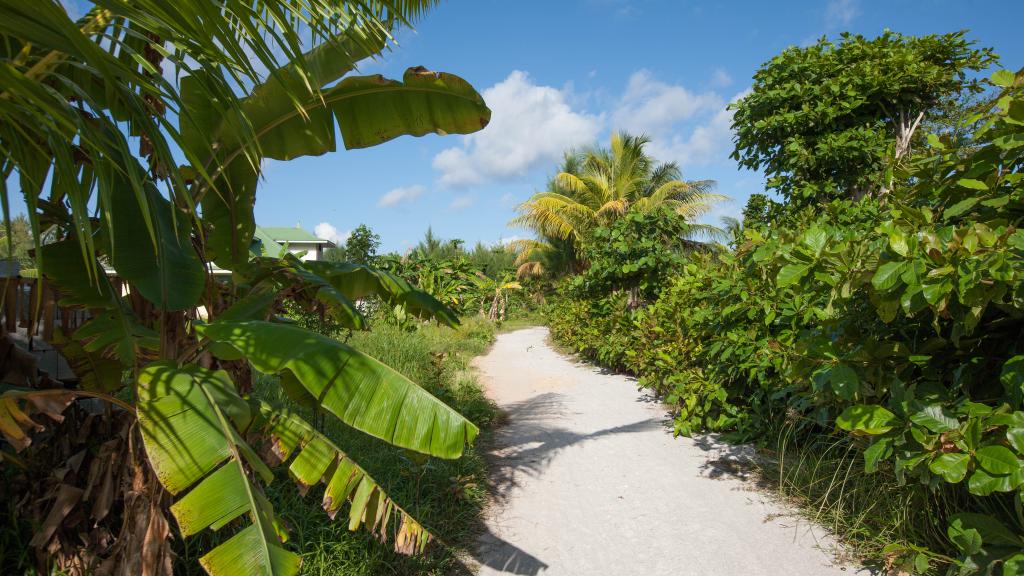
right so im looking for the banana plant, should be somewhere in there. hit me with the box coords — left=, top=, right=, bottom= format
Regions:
left=0, top=2, right=491, bottom=575
left=472, top=272, right=522, bottom=321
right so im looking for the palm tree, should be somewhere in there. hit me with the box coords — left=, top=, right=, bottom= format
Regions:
left=509, top=132, right=725, bottom=277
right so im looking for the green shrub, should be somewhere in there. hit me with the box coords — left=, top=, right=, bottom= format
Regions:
left=547, top=70, right=1024, bottom=574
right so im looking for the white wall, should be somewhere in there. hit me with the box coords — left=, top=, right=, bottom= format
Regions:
left=285, top=243, right=324, bottom=261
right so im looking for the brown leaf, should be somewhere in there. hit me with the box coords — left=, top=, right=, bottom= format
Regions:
left=28, top=391, right=76, bottom=423
left=29, top=484, right=84, bottom=548
left=141, top=498, right=171, bottom=576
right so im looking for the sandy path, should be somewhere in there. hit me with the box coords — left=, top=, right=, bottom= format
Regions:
left=468, top=327, right=855, bottom=576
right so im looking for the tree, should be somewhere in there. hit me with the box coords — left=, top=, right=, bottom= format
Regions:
left=327, top=223, right=380, bottom=264
left=510, top=132, right=723, bottom=276
left=730, top=30, right=996, bottom=211
left=471, top=272, right=521, bottom=321
left=0, top=215, right=35, bottom=269
left=513, top=132, right=722, bottom=242
left=571, top=208, right=699, bottom=308
left=0, top=2, right=490, bottom=574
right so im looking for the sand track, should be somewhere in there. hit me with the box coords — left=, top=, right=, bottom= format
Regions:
left=469, top=327, right=855, bottom=576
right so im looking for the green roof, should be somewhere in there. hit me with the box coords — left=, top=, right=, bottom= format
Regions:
left=262, top=226, right=325, bottom=243
left=250, top=227, right=285, bottom=257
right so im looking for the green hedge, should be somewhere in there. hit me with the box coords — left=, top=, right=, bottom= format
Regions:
left=548, top=70, right=1024, bottom=574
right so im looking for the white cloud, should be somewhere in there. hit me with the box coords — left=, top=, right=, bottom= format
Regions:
left=612, top=70, right=723, bottom=136
left=449, top=195, right=475, bottom=210
left=377, top=184, right=425, bottom=207
left=314, top=222, right=349, bottom=245
left=498, top=235, right=527, bottom=246
left=710, top=68, right=733, bottom=89
left=647, top=106, right=734, bottom=167
left=432, top=71, right=602, bottom=187
left=826, top=0, right=859, bottom=28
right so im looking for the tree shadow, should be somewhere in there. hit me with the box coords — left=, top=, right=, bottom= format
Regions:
left=467, top=524, right=551, bottom=575
left=482, top=392, right=661, bottom=504
left=688, top=434, right=770, bottom=486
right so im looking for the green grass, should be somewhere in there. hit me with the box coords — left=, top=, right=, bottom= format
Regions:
left=754, top=420, right=1023, bottom=573
left=268, top=318, right=497, bottom=575
left=176, top=316, right=499, bottom=576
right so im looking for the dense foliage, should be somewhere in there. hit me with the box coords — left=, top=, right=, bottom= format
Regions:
left=549, top=55, right=1024, bottom=574
left=511, top=132, right=722, bottom=279
left=326, top=223, right=381, bottom=265
left=730, top=31, right=995, bottom=210
left=0, top=2, right=493, bottom=575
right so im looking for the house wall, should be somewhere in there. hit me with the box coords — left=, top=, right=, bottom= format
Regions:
left=285, top=242, right=324, bottom=261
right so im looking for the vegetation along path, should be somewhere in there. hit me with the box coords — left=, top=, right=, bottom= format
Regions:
left=470, top=327, right=855, bottom=576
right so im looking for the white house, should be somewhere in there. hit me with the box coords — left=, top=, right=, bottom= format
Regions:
left=255, top=226, right=337, bottom=261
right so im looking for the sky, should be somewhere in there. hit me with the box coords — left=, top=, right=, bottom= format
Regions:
left=29, top=0, right=1024, bottom=252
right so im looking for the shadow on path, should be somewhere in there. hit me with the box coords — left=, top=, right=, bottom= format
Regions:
left=471, top=525, right=550, bottom=575
left=483, top=392, right=661, bottom=504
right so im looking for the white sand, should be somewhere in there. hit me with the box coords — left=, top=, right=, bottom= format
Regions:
left=468, top=327, right=858, bottom=576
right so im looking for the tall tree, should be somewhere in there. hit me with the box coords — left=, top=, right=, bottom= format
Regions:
left=510, top=132, right=723, bottom=276
left=730, top=31, right=996, bottom=211
left=327, top=223, right=380, bottom=264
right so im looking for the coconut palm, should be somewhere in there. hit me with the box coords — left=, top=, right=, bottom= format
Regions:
left=509, top=132, right=725, bottom=277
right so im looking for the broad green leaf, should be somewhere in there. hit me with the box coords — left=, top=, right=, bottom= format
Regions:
left=871, top=261, right=907, bottom=291
left=929, top=453, right=969, bottom=483
left=947, top=518, right=983, bottom=555
left=812, top=363, right=859, bottom=400
left=303, top=261, right=459, bottom=327
left=836, top=404, right=896, bottom=435
left=1008, top=428, right=1024, bottom=453
left=107, top=172, right=205, bottom=311
left=974, top=445, right=1020, bottom=475
left=967, top=468, right=1019, bottom=496
left=943, top=197, right=978, bottom=219
left=212, top=28, right=388, bottom=162
left=921, top=279, right=952, bottom=306
left=73, top=309, right=159, bottom=366
left=49, top=331, right=124, bottom=393
left=201, top=159, right=259, bottom=271
left=331, top=67, right=491, bottom=150
left=801, top=226, right=827, bottom=255
left=39, top=239, right=117, bottom=308
left=992, top=69, right=1016, bottom=87
left=776, top=263, right=810, bottom=287
left=948, top=513, right=1022, bottom=550
left=1005, top=555, right=1024, bottom=576
left=137, top=363, right=298, bottom=576
left=863, top=436, right=893, bottom=473
left=258, top=403, right=433, bottom=554
left=246, top=255, right=365, bottom=329
left=197, top=321, right=478, bottom=459
left=957, top=178, right=989, bottom=191
left=909, top=404, right=958, bottom=433
left=1001, top=356, right=1024, bottom=405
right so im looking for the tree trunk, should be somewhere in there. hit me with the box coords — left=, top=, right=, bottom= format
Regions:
left=488, top=294, right=499, bottom=321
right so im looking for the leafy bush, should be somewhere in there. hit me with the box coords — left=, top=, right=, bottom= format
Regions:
left=547, top=69, right=1024, bottom=574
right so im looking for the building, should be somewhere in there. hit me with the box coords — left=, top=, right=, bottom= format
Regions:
left=253, top=226, right=337, bottom=262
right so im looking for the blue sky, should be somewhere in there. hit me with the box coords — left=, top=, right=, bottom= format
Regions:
left=274, top=0, right=1024, bottom=252
left=26, top=1, right=1024, bottom=252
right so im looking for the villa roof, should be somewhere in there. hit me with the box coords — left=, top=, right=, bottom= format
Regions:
left=262, top=226, right=332, bottom=244
left=251, top=227, right=286, bottom=257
